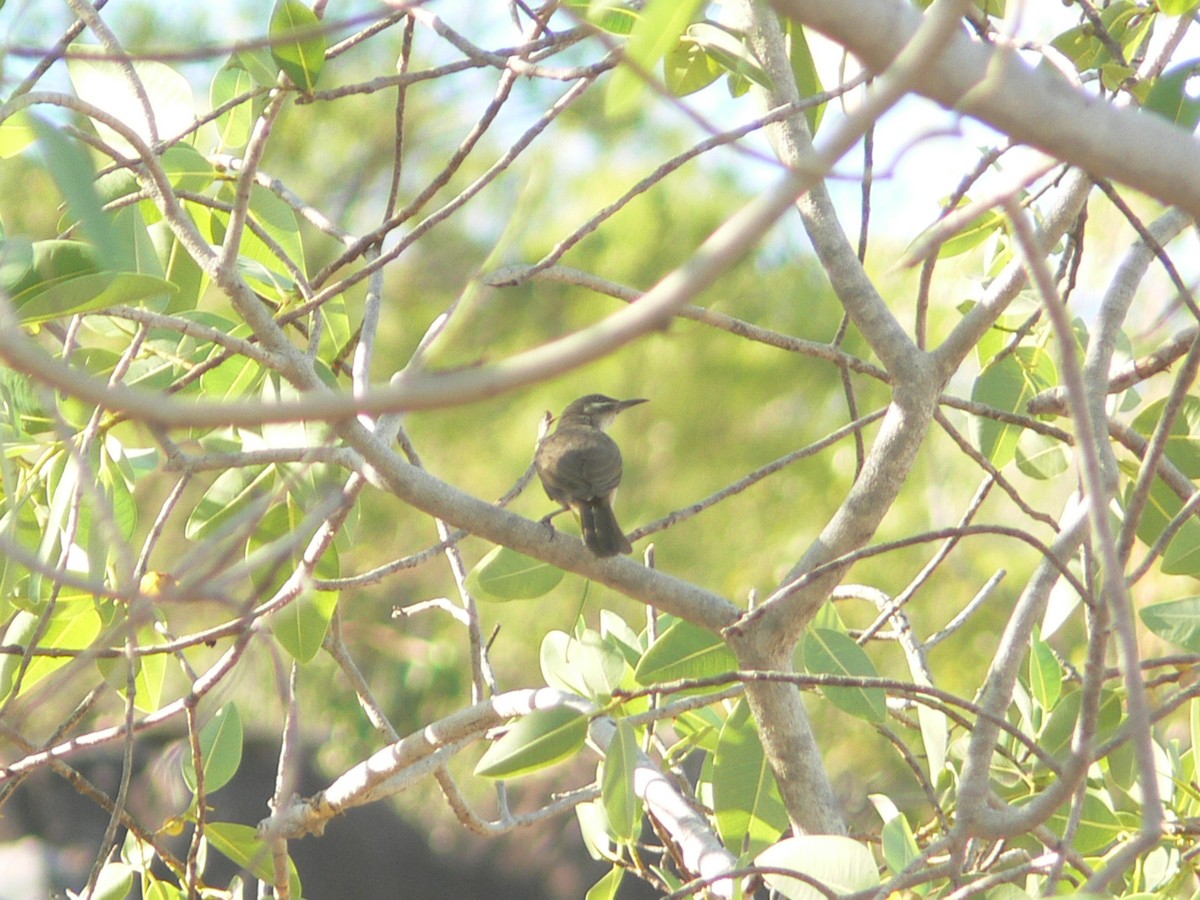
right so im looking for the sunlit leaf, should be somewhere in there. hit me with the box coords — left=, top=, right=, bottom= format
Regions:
left=601, top=719, right=640, bottom=840
left=475, top=706, right=588, bottom=778
left=606, top=0, right=706, bottom=115
left=756, top=836, right=880, bottom=899
left=68, top=50, right=196, bottom=155
left=468, top=545, right=564, bottom=600
left=802, top=628, right=886, bottom=723
left=270, top=0, right=327, bottom=93
left=713, top=698, right=787, bottom=856
left=206, top=821, right=301, bottom=897
left=971, top=346, right=1057, bottom=467
left=633, top=618, right=736, bottom=685
left=182, top=703, right=244, bottom=794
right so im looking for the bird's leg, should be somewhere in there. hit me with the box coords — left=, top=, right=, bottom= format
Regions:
left=539, top=505, right=569, bottom=541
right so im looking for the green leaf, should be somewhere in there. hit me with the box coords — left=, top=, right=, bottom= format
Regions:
left=1046, top=791, right=1123, bottom=854
left=316, top=290, right=353, bottom=363
left=272, top=588, right=338, bottom=663
left=1140, top=597, right=1200, bottom=652
left=468, top=545, right=565, bottom=600
left=1192, top=698, right=1200, bottom=777
left=879, top=808, right=920, bottom=876
left=161, top=229, right=208, bottom=312
left=474, top=706, right=588, bottom=778
left=29, top=116, right=124, bottom=269
left=756, top=835, right=880, bottom=899
left=540, top=629, right=627, bottom=700
left=1051, top=1, right=1155, bottom=73
left=211, top=62, right=260, bottom=151
left=14, top=270, right=175, bottom=326
left=1028, top=629, right=1062, bottom=711
left=566, top=0, right=639, bottom=35
left=713, top=698, right=788, bottom=856
left=142, top=877, right=185, bottom=900
left=212, top=182, right=305, bottom=284
left=606, top=0, right=706, bottom=115
left=67, top=50, right=195, bottom=156
left=1124, top=467, right=1200, bottom=577
left=680, top=23, right=772, bottom=93
left=784, top=19, right=823, bottom=134
left=20, top=603, right=103, bottom=696
left=0, top=610, right=40, bottom=701
left=182, top=703, right=244, bottom=794
left=198, top=326, right=267, bottom=399
left=931, top=204, right=1006, bottom=259
left=185, top=465, right=275, bottom=542
left=234, top=48, right=280, bottom=87
left=1144, top=59, right=1200, bottom=131
left=98, top=626, right=167, bottom=713
left=599, top=609, right=643, bottom=669
left=971, top=346, right=1057, bottom=467
left=672, top=706, right=724, bottom=755
left=270, top=0, right=327, bottom=93
left=917, top=702, right=948, bottom=784
left=1038, top=689, right=1123, bottom=762
left=802, top=628, right=887, bottom=723
left=0, top=238, right=35, bottom=296
left=584, top=865, right=625, bottom=900
left=601, top=719, right=640, bottom=841
left=132, top=639, right=167, bottom=713
left=1161, top=0, right=1200, bottom=14
left=576, top=799, right=621, bottom=863
left=120, top=830, right=156, bottom=871
left=9, top=237, right=98, bottom=287
left=0, top=233, right=173, bottom=325
left=1131, top=395, right=1200, bottom=477
left=113, top=205, right=165, bottom=279
left=93, top=861, right=135, bottom=900
left=633, top=618, right=736, bottom=685
left=0, top=109, right=36, bottom=158
left=663, top=31, right=721, bottom=97
left=206, top=821, right=301, bottom=897
left=161, top=144, right=213, bottom=193
left=1015, top=428, right=1070, bottom=480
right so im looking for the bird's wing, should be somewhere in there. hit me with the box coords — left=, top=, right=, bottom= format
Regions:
left=537, top=429, right=623, bottom=499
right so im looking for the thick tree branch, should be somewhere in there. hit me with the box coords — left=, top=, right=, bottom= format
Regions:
left=771, top=0, right=1200, bottom=218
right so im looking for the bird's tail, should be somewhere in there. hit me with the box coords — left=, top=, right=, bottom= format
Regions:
left=578, top=500, right=633, bottom=557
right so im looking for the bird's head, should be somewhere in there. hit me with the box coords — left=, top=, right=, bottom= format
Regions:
left=558, top=394, right=647, bottom=430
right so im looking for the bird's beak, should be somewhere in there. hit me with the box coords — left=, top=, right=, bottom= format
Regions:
left=619, top=398, right=648, bottom=411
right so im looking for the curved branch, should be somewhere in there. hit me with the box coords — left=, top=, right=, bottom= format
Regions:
left=771, top=0, right=1200, bottom=217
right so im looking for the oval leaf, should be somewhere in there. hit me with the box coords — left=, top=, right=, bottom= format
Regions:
left=633, top=618, right=735, bottom=685
left=802, top=628, right=887, bottom=723
left=971, top=346, right=1057, bottom=467
left=606, top=0, right=706, bottom=115
left=475, top=706, right=588, bottom=778
left=206, top=821, right=301, bottom=897
left=270, top=0, right=326, bottom=92
left=272, top=589, right=338, bottom=663
left=713, top=698, right=788, bottom=856
left=756, top=835, right=880, bottom=899
left=540, top=629, right=627, bottom=701
left=601, top=719, right=640, bottom=841
left=182, top=702, right=244, bottom=794
left=1140, top=597, right=1200, bottom=652
left=468, top=545, right=564, bottom=600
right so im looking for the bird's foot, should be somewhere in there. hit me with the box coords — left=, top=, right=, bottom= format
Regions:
left=538, top=514, right=559, bottom=542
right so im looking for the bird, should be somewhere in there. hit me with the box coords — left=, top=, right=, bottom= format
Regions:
left=535, top=394, right=647, bottom=557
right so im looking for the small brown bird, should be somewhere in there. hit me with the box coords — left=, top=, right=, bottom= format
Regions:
left=535, top=394, right=647, bottom=557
